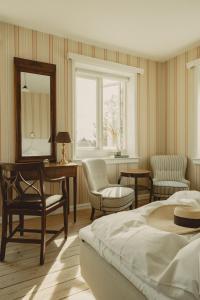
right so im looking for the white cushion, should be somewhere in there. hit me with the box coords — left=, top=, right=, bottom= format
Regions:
left=99, top=186, right=133, bottom=198
left=153, top=181, right=189, bottom=197
left=153, top=181, right=189, bottom=188
left=99, top=186, right=134, bottom=211
left=46, top=194, right=63, bottom=207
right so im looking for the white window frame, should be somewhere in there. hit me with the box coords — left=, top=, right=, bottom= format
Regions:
left=69, top=53, right=143, bottom=161
left=76, top=71, right=127, bottom=157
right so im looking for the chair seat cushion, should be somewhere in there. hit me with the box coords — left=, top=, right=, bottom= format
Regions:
left=9, top=194, right=63, bottom=209
left=154, top=181, right=189, bottom=188
left=99, top=186, right=134, bottom=211
left=153, top=181, right=189, bottom=196
left=46, top=195, right=63, bottom=207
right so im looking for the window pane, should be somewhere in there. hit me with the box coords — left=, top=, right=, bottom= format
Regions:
left=103, top=79, right=124, bottom=150
left=76, top=76, right=97, bottom=148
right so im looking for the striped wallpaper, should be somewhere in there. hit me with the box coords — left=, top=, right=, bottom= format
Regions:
left=165, top=46, right=200, bottom=190
left=0, top=21, right=165, bottom=212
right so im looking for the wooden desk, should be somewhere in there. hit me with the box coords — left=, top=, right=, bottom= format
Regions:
left=44, top=163, right=78, bottom=222
left=118, top=169, right=153, bottom=208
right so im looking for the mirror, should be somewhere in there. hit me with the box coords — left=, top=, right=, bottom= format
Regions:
left=14, top=58, right=56, bottom=162
left=21, top=73, right=51, bottom=156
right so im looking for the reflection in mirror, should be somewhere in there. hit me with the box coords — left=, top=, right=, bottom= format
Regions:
left=21, top=72, right=51, bottom=156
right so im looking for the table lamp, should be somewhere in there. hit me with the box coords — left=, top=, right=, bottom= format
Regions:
left=55, top=132, right=71, bottom=165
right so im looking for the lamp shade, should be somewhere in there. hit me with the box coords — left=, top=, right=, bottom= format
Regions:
left=55, top=132, right=71, bottom=143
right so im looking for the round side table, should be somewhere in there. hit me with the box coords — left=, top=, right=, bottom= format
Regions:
left=118, top=169, right=153, bottom=208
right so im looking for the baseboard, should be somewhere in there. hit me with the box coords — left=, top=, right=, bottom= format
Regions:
left=0, top=202, right=91, bottom=224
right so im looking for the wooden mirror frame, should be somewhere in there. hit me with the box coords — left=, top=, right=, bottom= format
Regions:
left=14, top=57, right=56, bottom=162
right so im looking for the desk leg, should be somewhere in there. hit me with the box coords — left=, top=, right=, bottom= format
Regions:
left=66, top=178, right=70, bottom=214
left=73, top=176, right=77, bottom=223
left=149, top=176, right=153, bottom=203
left=135, top=177, right=138, bottom=208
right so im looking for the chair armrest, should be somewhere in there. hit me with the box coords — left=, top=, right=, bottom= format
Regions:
left=108, top=183, right=130, bottom=188
left=44, top=176, right=66, bottom=183
left=153, top=178, right=190, bottom=185
left=91, top=191, right=102, bottom=197
left=90, top=191, right=103, bottom=210
left=44, top=176, right=67, bottom=197
left=182, top=179, right=190, bottom=186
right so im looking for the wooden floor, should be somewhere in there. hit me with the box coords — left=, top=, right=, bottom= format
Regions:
left=0, top=209, right=96, bottom=300
left=0, top=199, right=148, bottom=300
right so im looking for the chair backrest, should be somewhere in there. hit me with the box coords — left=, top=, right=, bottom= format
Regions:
left=82, top=159, right=109, bottom=192
left=150, top=155, right=187, bottom=181
left=0, top=162, right=45, bottom=206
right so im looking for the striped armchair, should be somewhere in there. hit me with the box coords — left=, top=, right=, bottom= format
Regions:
left=150, top=155, right=190, bottom=200
left=82, top=159, right=134, bottom=220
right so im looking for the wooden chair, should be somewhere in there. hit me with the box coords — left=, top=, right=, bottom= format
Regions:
left=0, top=162, right=68, bottom=265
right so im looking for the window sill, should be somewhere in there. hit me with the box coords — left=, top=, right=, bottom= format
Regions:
left=73, top=156, right=139, bottom=165
left=192, top=158, right=200, bottom=165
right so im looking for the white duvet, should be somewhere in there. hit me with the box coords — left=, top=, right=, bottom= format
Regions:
left=89, top=191, right=200, bottom=300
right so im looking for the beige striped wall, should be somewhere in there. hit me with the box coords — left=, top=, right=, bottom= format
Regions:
left=0, top=21, right=165, bottom=210
left=165, top=47, right=200, bottom=189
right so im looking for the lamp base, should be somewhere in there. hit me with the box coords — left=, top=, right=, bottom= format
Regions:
left=58, top=143, right=69, bottom=165
left=59, top=158, right=69, bottom=165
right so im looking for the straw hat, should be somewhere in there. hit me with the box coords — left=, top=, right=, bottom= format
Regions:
left=146, top=205, right=200, bottom=234
left=174, top=206, right=200, bottom=228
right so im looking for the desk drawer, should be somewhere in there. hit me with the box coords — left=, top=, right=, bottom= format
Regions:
left=44, top=165, right=77, bottom=178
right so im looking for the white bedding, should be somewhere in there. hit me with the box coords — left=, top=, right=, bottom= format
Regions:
left=79, top=191, right=200, bottom=300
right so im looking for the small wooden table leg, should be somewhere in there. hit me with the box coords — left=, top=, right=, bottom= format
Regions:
left=119, top=169, right=151, bottom=209
left=149, top=176, right=153, bottom=203
left=135, top=177, right=138, bottom=208
left=73, top=176, right=77, bottom=223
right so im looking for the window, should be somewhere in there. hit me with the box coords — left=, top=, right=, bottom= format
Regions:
left=103, top=78, right=126, bottom=151
left=70, top=53, right=141, bottom=159
left=75, top=71, right=127, bottom=158
left=76, top=76, right=97, bottom=149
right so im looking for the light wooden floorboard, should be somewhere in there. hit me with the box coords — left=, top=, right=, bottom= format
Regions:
left=0, top=209, right=95, bottom=300
left=0, top=200, right=148, bottom=300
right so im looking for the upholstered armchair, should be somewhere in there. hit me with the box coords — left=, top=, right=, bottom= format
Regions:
left=82, top=159, right=134, bottom=220
left=150, top=155, right=190, bottom=200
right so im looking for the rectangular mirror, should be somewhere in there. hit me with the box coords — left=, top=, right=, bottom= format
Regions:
left=14, top=58, right=56, bottom=162
left=21, top=72, right=51, bottom=156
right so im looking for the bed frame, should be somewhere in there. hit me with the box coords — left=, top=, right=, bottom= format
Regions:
left=80, top=240, right=147, bottom=300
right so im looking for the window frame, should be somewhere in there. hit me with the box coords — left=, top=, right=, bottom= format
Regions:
left=102, top=78, right=127, bottom=152
left=75, top=72, right=99, bottom=151
left=75, top=70, right=127, bottom=158
left=69, top=53, right=142, bottom=161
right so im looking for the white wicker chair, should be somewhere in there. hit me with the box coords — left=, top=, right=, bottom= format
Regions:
left=150, top=155, right=190, bottom=200
left=82, top=159, right=135, bottom=220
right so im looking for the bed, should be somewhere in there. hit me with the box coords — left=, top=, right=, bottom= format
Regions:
left=79, top=191, right=200, bottom=300
left=80, top=238, right=146, bottom=300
